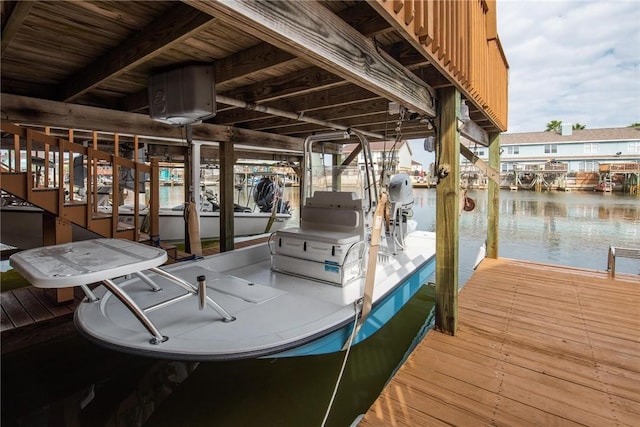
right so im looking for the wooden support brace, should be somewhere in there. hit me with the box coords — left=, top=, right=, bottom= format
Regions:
left=460, top=143, right=501, bottom=184
left=42, top=215, right=74, bottom=304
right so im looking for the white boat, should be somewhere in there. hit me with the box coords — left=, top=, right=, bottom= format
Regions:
left=112, top=177, right=293, bottom=242
left=115, top=205, right=292, bottom=242
left=9, top=131, right=437, bottom=360
left=1, top=191, right=107, bottom=249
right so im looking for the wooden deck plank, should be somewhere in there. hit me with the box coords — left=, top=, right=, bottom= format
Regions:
left=0, top=290, right=33, bottom=328
left=361, top=258, right=640, bottom=426
left=28, top=287, right=75, bottom=316
left=1, top=305, right=14, bottom=331
left=12, top=287, right=55, bottom=322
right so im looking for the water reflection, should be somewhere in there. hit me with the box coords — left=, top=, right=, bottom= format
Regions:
left=413, top=189, right=639, bottom=279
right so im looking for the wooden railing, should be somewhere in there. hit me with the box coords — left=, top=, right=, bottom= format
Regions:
left=0, top=121, right=159, bottom=242
left=372, top=0, right=509, bottom=131
left=599, top=162, right=640, bottom=173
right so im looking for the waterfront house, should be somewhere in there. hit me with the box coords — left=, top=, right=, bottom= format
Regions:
left=462, top=126, right=640, bottom=191
left=343, top=140, right=414, bottom=175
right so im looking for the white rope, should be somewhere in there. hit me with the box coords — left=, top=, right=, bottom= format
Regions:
left=321, top=300, right=360, bottom=427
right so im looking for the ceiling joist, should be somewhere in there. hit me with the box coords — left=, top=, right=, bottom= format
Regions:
left=59, top=3, right=215, bottom=103
left=190, top=0, right=436, bottom=117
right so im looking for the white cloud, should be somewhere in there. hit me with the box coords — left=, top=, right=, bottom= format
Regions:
left=497, top=0, right=640, bottom=132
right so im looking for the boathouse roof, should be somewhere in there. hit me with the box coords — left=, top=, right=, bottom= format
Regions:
left=1, top=0, right=508, bottom=157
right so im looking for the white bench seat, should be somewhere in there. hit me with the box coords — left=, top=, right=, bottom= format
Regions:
left=270, top=191, right=366, bottom=286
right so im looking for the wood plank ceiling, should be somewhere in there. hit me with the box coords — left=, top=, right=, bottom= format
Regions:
left=1, top=0, right=501, bottom=161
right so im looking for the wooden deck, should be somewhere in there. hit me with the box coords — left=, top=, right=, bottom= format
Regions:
left=360, top=257, right=640, bottom=426
left=1, top=286, right=85, bottom=354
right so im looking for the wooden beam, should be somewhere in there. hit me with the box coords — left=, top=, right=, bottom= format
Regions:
left=1, top=1, right=34, bottom=56
left=214, top=86, right=381, bottom=126
left=1, top=93, right=303, bottom=151
left=337, top=1, right=393, bottom=37
left=215, top=2, right=392, bottom=87
left=435, top=86, right=460, bottom=336
left=459, top=119, right=489, bottom=146
left=149, top=158, right=160, bottom=240
left=215, top=42, right=298, bottom=87
left=487, top=132, right=501, bottom=259
left=191, top=0, right=435, bottom=117
left=122, top=64, right=347, bottom=113
left=120, top=2, right=395, bottom=113
left=244, top=99, right=392, bottom=133
left=59, top=4, right=215, bottom=102
left=459, top=143, right=500, bottom=184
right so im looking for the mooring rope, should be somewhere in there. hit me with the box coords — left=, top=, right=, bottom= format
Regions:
left=320, top=300, right=361, bottom=427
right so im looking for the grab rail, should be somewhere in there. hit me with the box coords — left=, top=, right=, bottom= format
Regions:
left=607, top=246, right=640, bottom=278
left=82, top=267, right=236, bottom=345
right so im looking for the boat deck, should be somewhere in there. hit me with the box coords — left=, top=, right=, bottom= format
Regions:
left=360, top=257, right=640, bottom=426
left=0, top=236, right=270, bottom=353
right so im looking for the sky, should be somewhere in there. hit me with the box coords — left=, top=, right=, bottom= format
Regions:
left=410, top=0, right=640, bottom=166
left=497, top=0, right=640, bottom=133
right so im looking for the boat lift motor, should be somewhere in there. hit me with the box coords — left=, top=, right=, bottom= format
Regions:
left=387, top=173, right=414, bottom=252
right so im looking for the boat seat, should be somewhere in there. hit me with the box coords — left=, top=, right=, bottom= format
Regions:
left=270, top=191, right=365, bottom=286
left=279, top=191, right=364, bottom=242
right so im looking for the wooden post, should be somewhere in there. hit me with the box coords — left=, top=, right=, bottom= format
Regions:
left=487, top=132, right=501, bottom=259
left=42, top=214, right=74, bottom=304
left=149, top=157, right=160, bottom=240
left=332, top=152, right=341, bottom=190
left=219, top=141, right=235, bottom=252
left=183, top=144, right=192, bottom=252
left=435, top=87, right=460, bottom=335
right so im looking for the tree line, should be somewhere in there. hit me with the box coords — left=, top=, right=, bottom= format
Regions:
left=544, top=121, right=640, bottom=132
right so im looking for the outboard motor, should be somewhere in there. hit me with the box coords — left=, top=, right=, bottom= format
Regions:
left=386, top=173, right=414, bottom=253
left=388, top=173, right=414, bottom=210
left=254, top=177, right=276, bottom=212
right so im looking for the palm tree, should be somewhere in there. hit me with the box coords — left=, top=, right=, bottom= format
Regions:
left=629, top=123, right=640, bottom=128
left=572, top=123, right=586, bottom=130
left=545, top=120, right=562, bottom=132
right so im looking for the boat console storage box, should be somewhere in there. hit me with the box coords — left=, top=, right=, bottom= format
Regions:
left=270, top=228, right=363, bottom=286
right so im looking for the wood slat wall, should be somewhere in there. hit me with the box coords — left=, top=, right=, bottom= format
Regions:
left=373, top=0, right=509, bottom=131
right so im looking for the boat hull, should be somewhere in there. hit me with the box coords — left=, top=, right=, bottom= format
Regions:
left=269, top=253, right=436, bottom=358
left=1, top=205, right=101, bottom=249
left=73, top=231, right=436, bottom=360
left=118, top=209, right=292, bottom=241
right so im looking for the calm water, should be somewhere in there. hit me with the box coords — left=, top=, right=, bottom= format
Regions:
left=2, top=188, right=638, bottom=427
left=410, top=188, right=640, bottom=282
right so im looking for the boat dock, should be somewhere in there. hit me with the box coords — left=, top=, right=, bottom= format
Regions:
left=3, top=249, right=638, bottom=422
left=360, top=257, right=639, bottom=426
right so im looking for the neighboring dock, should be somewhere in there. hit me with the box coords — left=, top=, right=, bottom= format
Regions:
left=360, top=257, right=639, bottom=426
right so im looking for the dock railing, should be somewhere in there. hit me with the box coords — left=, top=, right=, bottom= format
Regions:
left=607, top=246, right=640, bottom=278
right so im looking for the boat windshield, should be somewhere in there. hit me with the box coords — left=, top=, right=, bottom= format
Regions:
left=303, top=131, right=377, bottom=212
left=306, top=158, right=366, bottom=199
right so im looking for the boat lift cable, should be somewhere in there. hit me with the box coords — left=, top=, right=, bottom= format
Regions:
left=321, top=300, right=360, bottom=427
